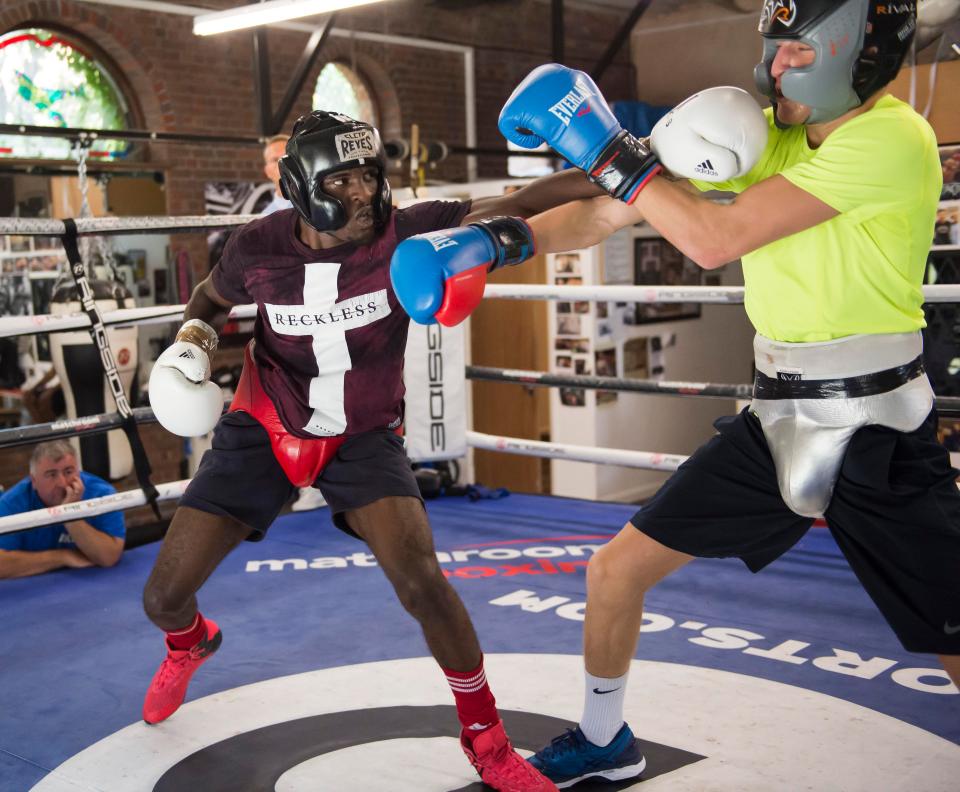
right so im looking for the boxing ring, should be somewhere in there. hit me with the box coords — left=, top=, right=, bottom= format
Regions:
left=1, top=214, right=958, bottom=791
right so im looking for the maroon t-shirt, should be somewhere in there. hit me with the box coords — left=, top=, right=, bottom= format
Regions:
left=212, top=202, right=470, bottom=438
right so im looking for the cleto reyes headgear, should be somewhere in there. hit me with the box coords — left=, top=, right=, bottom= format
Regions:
left=278, top=110, right=392, bottom=232
left=753, top=0, right=917, bottom=126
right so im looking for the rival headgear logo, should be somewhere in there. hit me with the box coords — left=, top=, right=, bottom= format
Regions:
left=760, top=0, right=798, bottom=29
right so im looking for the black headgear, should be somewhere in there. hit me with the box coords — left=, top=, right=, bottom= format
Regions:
left=278, top=110, right=392, bottom=232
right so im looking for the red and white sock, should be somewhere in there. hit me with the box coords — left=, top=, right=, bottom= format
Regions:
left=165, top=612, right=207, bottom=651
left=443, top=655, right=499, bottom=736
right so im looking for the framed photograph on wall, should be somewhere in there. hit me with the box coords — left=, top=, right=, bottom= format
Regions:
left=557, top=313, right=583, bottom=336
left=622, top=337, right=648, bottom=379
left=127, top=249, right=148, bottom=281
left=554, top=253, right=581, bottom=276
left=631, top=237, right=702, bottom=324
left=934, top=200, right=960, bottom=247
left=559, top=387, right=586, bottom=407
left=940, top=145, right=960, bottom=201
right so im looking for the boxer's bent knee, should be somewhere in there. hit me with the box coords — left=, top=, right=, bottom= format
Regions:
left=391, top=561, right=455, bottom=622
left=142, top=580, right=193, bottom=626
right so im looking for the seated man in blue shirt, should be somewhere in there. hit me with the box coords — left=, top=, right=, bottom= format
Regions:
left=0, top=440, right=125, bottom=578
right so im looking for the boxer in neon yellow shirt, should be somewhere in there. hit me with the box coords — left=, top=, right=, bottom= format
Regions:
left=492, top=1, right=958, bottom=786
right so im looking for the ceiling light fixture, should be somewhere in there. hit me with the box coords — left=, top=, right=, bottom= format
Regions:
left=194, top=0, right=391, bottom=37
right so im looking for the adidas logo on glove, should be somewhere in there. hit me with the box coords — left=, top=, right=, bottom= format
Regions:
left=694, top=159, right=718, bottom=178
left=178, top=349, right=196, bottom=360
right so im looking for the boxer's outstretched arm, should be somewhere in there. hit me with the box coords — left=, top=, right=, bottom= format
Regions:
left=525, top=193, right=642, bottom=256
left=529, top=174, right=836, bottom=269
left=634, top=175, right=836, bottom=268
left=464, top=169, right=604, bottom=223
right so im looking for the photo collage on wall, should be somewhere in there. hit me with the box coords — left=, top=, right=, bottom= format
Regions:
left=930, top=145, right=960, bottom=455
left=934, top=141, right=959, bottom=253
left=935, top=202, right=960, bottom=247
left=0, top=235, right=67, bottom=320
left=628, top=238, right=702, bottom=324
left=935, top=142, right=959, bottom=250
left=941, top=144, right=960, bottom=202
left=550, top=228, right=705, bottom=408
left=929, top=145, right=960, bottom=283
left=594, top=347, right=618, bottom=404
left=553, top=252, right=590, bottom=407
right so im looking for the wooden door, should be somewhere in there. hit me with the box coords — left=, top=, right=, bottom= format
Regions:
left=470, top=254, right=550, bottom=493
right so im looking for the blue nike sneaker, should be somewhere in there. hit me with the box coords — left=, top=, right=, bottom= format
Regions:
left=528, top=724, right=646, bottom=788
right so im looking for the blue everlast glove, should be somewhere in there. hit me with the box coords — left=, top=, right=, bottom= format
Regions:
left=390, top=217, right=535, bottom=327
left=499, top=63, right=661, bottom=203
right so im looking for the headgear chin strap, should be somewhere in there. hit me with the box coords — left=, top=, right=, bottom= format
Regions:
left=278, top=110, right=392, bottom=233
left=754, top=0, right=917, bottom=128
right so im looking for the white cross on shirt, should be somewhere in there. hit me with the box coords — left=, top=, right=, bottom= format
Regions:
left=264, top=262, right=391, bottom=436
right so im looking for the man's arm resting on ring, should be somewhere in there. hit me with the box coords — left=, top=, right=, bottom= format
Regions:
left=62, top=519, right=124, bottom=567
left=0, top=548, right=90, bottom=579
left=463, top=169, right=605, bottom=224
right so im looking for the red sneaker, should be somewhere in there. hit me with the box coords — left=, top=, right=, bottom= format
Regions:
left=461, top=720, right=559, bottom=792
left=142, top=618, right=221, bottom=725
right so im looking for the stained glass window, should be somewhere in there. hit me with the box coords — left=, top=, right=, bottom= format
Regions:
left=312, top=63, right=377, bottom=125
left=0, top=28, right=130, bottom=160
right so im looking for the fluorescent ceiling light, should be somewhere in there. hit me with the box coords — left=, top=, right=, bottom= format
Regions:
left=193, top=0, right=390, bottom=36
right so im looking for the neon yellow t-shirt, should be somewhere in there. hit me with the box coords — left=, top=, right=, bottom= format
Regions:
left=691, top=95, right=941, bottom=342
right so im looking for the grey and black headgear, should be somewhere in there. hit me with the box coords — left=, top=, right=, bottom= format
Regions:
left=753, top=0, right=917, bottom=127
left=278, top=110, right=392, bottom=232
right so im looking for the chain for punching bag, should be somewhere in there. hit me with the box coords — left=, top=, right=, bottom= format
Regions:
left=62, top=143, right=160, bottom=517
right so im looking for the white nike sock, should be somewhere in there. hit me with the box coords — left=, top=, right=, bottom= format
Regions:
left=579, top=670, right=628, bottom=748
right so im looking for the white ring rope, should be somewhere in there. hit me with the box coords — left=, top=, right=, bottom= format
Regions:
left=0, top=303, right=257, bottom=338
left=4, top=283, right=960, bottom=339
left=482, top=283, right=960, bottom=304
left=0, top=431, right=685, bottom=535
left=0, top=214, right=258, bottom=236
left=467, top=431, right=687, bottom=472
left=0, top=480, right=189, bottom=536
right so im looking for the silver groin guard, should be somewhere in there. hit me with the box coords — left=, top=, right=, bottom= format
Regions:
left=750, top=332, right=932, bottom=518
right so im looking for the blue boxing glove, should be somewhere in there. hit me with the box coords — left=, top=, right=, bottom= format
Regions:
left=390, top=217, right=534, bottom=327
left=499, top=63, right=661, bottom=203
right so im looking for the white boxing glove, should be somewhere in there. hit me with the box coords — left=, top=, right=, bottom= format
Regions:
left=149, top=319, right=223, bottom=437
left=650, top=86, right=768, bottom=182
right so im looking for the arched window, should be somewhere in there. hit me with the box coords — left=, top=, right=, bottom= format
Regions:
left=0, top=28, right=130, bottom=160
left=313, top=62, right=377, bottom=125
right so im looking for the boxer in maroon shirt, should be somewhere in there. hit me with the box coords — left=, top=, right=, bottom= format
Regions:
left=142, top=110, right=600, bottom=791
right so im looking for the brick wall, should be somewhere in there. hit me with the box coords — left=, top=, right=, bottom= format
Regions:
left=2, top=0, right=635, bottom=281
left=0, top=1, right=636, bottom=517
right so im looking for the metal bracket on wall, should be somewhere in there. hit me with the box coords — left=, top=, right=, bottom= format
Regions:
left=253, top=14, right=338, bottom=137
left=591, top=0, right=653, bottom=84
left=552, top=0, right=564, bottom=65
